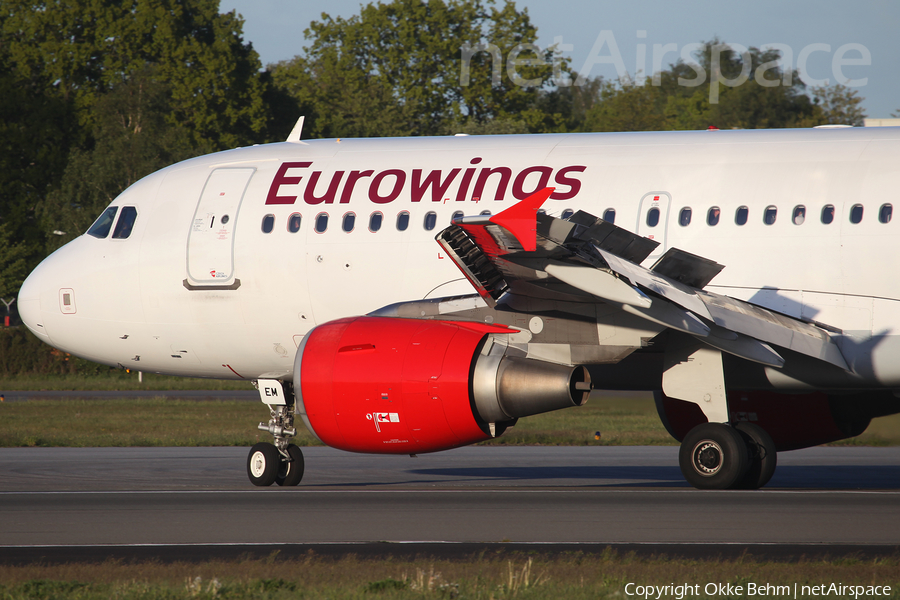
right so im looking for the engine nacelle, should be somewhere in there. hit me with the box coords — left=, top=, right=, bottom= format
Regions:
left=293, top=316, right=590, bottom=454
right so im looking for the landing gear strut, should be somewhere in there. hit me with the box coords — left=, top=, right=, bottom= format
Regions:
left=247, top=381, right=305, bottom=487
left=678, top=422, right=777, bottom=490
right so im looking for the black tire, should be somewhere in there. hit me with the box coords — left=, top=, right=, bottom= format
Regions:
left=275, top=444, right=305, bottom=487
left=679, top=423, right=749, bottom=490
left=247, top=442, right=280, bottom=487
left=734, top=422, right=777, bottom=490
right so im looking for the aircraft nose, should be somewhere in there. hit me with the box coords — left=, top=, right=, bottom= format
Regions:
left=17, top=264, right=49, bottom=341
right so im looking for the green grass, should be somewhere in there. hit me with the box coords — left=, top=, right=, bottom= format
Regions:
left=0, top=372, right=255, bottom=391
left=0, top=551, right=898, bottom=599
left=1, top=394, right=898, bottom=447
left=0, top=396, right=668, bottom=448
left=826, top=413, right=900, bottom=446
left=480, top=395, right=677, bottom=446
left=0, top=398, right=311, bottom=448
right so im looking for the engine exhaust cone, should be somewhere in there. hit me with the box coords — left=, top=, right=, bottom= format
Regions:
left=478, top=356, right=591, bottom=421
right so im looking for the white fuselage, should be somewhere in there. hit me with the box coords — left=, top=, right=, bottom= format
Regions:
left=18, top=127, right=900, bottom=386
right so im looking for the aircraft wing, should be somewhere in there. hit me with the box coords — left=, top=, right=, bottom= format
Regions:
left=436, top=189, right=849, bottom=372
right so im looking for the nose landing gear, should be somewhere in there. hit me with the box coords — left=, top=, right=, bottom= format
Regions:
left=248, top=380, right=305, bottom=487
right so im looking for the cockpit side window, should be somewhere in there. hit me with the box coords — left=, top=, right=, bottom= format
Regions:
left=111, top=206, right=138, bottom=239
left=87, top=207, right=118, bottom=239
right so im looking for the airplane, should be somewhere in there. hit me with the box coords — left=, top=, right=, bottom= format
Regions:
left=17, top=123, right=900, bottom=490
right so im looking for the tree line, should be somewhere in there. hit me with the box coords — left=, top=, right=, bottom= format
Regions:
left=0, top=0, right=878, bottom=319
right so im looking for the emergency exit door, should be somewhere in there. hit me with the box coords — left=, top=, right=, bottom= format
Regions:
left=636, top=191, right=671, bottom=264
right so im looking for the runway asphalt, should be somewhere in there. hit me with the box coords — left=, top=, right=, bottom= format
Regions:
left=1, top=446, right=899, bottom=561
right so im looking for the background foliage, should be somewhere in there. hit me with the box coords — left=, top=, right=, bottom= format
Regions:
left=0, top=0, right=877, bottom=335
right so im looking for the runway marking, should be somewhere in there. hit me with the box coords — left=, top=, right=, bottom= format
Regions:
left=2, top=489, right=899, bottom=496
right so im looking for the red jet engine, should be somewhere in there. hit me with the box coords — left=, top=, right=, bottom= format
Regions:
left=293, top=316, right=590, bottom=454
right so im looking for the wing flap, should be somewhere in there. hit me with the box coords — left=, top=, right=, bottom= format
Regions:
left=544, top=262, right=651, bottom=308
left=598, top=247, right=713, bottom=321
left=697, top=290, right=849, bottom=371
left=702, top=326, right=785, bottom=368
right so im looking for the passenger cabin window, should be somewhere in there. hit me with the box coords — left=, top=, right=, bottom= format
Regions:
left=261, top=214, right=275, bottom=233
left=369, top=212, right=383, bottom=232
left=850, top=204, right=864, bottom=224
left=314, top=213, right=328, bottom=233
left=561, top=209, right=574, bottom=219
left=763, top=206, right=777, bottom=225
left=792, top=205, right=806, bottom=225
left=480, top=210, right=492, bottom=216
left=879, top=203, right=893, bottom=224
left=396, top=211, right=410, bottom=231
left=342, top=212, right=356, bottom=232
left=735, top=206, right=748, bottom=226
left=821, top=205, right=835, bottom=224
left=646, top=207, right=660, bottom=227
left=602, top=208, right=616, bottom=224
left=87, top=207, right=118, bottom=238
left=707, top=206, right=720, bottom=226
left=451, top=210, right=464, bottom=222
left=112, top=206, right=138, bottom=239
left=678, top=207, right=692, bottom=226
left=424, top=211, right=437, bottom=231
left=288, top=213, right=302, bottom=233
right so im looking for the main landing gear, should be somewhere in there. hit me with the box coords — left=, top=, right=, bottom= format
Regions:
left=247, top=386, right=305, bottom=487
left=678, top=422, right=777, bottom=490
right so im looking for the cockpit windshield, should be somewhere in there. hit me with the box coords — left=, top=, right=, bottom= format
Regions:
left=86, top=205, right=138, bottom=239
left=112, top=206, right=138, bottom=239
left=87, top=207, right=118, bottom=238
